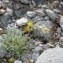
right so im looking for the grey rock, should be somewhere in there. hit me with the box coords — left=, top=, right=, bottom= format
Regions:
left=21, top=54, right=32, bottom=62
left=33, top=20, right=52, bottom=40
left=35, top=47, right=63, bottom=63
left=32, top=16, right=44, bottom=23
left=0, top=13, right=10, bottom=27
left=33, top=46, right=43, bottom=53
left=45, top=9, right=57, bottom=20
left=6, top=8, right=13, bottom=16
left=32, top=53, right=39, bottom=61
left=59, top=37, right=63, bottom=47
left=53, top=9, right=61, bottom=14
left=35, top=9, right=45, bottom=17
left=14, top=10, right=23, bottom=18
left=60, top=16, right=63, bottom=30
left=26, top=11, right=36, bottom=18
left=19, top=0, right=29, bottom=4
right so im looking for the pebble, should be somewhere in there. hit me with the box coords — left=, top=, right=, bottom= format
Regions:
left=45, top=9, right=57, bottom=20
left=14, top=60, right=22, bottom=63
left=18, top=0, right=29, bottom=4
left=0, top=28, right=4, bottom=34
left=35, top=9, right=45, bottom=16
left=16, top=17, right=28, bottom=26
left=6, top=8, right=13, bottom=16
left=26, top=11, right=36, bottom=18
left=0, top=9, right=6, bottom=15
left=60, top=16, right=63, bottom=30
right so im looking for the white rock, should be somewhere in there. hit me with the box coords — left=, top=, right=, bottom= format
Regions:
left=14, top=60, right=22, bottom=63
left=0, top=28, right=3, bottom=34
left=19, top=0, right=29, bottom=4
left=35, top=9, right=45, bottom=16
left=59, top=37, right=63, bottom=47
left=16, top=17, right=28, bottom=26
left=26, top=11, right=36, bottom=18
left=35, top=47, right=63, bottom=63
left=45, top=9, right=57, bottom=20
left=60, top=16, right=63, bottom=30
left=0, top=9, right=6, bottom=15
left=6, top=8, right=13, bottom=16
left=53, top=9, right=60, bottom=14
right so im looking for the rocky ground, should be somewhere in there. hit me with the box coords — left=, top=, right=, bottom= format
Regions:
left=0, top=0, right=63, bottom=63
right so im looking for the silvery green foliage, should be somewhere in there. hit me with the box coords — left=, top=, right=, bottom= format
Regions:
left=4, top=25, right=28, bottom=57
left=4, top=25, right=35, bottom=58
left=0, top=43, right=6, bottom=58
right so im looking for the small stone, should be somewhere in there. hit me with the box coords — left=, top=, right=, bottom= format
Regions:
left=0, top=13, right=10, bottom=27
left=32, top=53, right=39, bottom=61
left=32, top=16, right=44, bottom=23
left=45, top=9, right=57, bottom=20
left=35, top=9, right=45, bottom=16
left=53, top=9, right=60, bottom=14
left=26, top=11, right=36, bottom=18
left=33, top=46, right=43, bottom=53
left=16, top=17, right=28, bottom=26
left=0, top=28, right=4, bottom=34
left=60, top=16, right=63, bottom=30
left=19, top=0, right=29, bottom=4
left=14, top=60, right=22, bottom=63
left=6, top=8, right=13, bottom=16
left=0, top=9, right=6, bottom=15
left=59, top=37, right=63, bottom=47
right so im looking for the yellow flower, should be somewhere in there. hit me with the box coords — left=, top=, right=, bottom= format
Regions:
left=41, top=25, right=49, bottom=34
left=8, top=58, right=15, bottom=63
left=23, top=21, right=33, bottom=32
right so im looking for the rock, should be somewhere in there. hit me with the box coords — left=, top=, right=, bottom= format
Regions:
left=0, top=9, right=6, bottom=15
left=53, top=9, right=61, bottom=14
left=0, top=44, right=6, bottom=58
left=35, top=47, right=63, bottom=63
left=33, top=20, right=52, bottom=40
left=42, top=4, right=49, bottom=9
left=26, top=11, right=36, bottom=18
left=13, top=2, right=21, bottom=10
left=14, top=60, right=22, bottom=63
left=19, top=0, right=29, bottom=4
left=33, top=46, right=43, bottom=53
left=0, top=13, right=10, bottom=27
left=14, top=10, right=22, bottom=18
left=0, top=28, right=4, bottom=34
left=45, top=16, right=49, bottom=20
left=16, top=17, right=28, bottom=26
left=32, top=53, right=39, bottom=61
left=45, top=9, right=57, bottom=20
left=35, top=9, right=45, bottom=16
left=60, top=16, right=63, bottom=30
left=6, top=8, right=13, bottom=16
left=21, top=54, right=32, bottom=62
left=59, top=37, right=63, bottom=47
left=32, top=16, right=44, bottom=23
